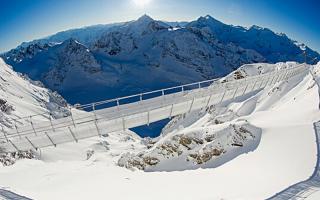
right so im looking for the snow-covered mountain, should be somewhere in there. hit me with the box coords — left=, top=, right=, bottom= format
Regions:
left=187, top=15, right=319, bottom=63
left=0, top=15, right=284, bottom=104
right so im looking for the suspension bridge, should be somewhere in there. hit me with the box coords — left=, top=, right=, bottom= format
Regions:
left=0, top=64, right=307, bottom=153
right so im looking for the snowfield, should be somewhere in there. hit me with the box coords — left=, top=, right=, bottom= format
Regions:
left=1, top=61, right=320, bottom=200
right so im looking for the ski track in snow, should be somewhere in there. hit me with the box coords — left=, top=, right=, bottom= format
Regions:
left=267, top=122, right=320, bottom=200
left=0, top=189, right=31, bottom=200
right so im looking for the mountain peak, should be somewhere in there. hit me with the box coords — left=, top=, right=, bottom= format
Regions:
left=136, top=14, right=154, bottom=23
left=186, top=14, right=225, bottom=29
left=204, top=14, right=214, bottom=20
left=60, top=38, right=86, bottom=49
left=198, top=14, right=220, bottom=23
left=62, top=38, right=79, bottom=45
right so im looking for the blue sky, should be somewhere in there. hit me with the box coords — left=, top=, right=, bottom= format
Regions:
left=0, top=0, right=319, bottom=53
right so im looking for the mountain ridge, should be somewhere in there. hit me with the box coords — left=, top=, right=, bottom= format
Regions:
left=1, top=14, right=318, bottom=108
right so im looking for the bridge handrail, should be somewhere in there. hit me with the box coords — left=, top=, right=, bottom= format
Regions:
left=78, top=64, right=305, bottom=109
left=0, top=64, right=307, bottom=141
left=5, top=65, right=302, bottom=121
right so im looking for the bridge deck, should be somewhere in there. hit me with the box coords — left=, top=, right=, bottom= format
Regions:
left=0, top=65, right=307, bottom=152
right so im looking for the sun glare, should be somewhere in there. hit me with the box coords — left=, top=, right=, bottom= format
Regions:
left=132, top=0, right=151, bottom=7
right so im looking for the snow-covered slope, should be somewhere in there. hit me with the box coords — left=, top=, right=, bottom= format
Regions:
left=0, top=58, right=68, bottom=132
left=0, top=58, right=70, bottom=165
left=0, top=62, right=319, bottom=200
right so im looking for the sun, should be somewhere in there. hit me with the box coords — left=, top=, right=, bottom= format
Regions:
left=132, top=0, right=151, bottom=7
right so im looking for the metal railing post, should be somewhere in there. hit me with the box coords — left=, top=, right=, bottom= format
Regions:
left=268, top=75, right=276, bottom=86
left=92, top=103, right=101, bottom=137
left=9, top=140, right=19, bottom=152
left=69, top=107, right=76, bottom=128
left=1, top=126, right=8, bottom=142
left=49, top=113, right=55, bottom=132
left=188, top=98, right=195, bottom=113
left=205, top=94, right=213, bottom=108
left=68, top=127, right=78, bottom=143
left=122, top=117, right=125, bottom=131
left=117, top=99, right=120, bottom=111
left=13, top=120, right=21, bottom=139
left=274, top=74, right=281, bottom=84
left=147, top=110, right=150, bottom=126
left=242, top=83, right=249, bottom=95
left=45, top=132, right=56, bottom=147
left=251, top=79, right=258, bottom=91
left=220, top=89, right=227, bottom=103
left=92, top=103, right=102, bottom=137
left=169, top=104, right=174, bottom=119
left=25, top=136, right=37, bottom=150
left=232, top=87, right=239, bottom=99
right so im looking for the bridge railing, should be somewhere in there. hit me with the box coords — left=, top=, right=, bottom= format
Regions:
left=0, top=64, right=308, bottom=148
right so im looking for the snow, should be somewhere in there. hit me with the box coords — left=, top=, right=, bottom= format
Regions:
left=307, top=191, right=320, bottom=200
left=0, top=58, right=68, bottom=135
left=0, top=62, right=319, bottom=199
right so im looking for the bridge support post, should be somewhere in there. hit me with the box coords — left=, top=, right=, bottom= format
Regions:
left=232, top=87, right=239, bottom=99
left=220, top=89, right=227, bottom=103
left=25, top=136, right=38, bottom=150
left=45, top=132, right=56, bottom=147
left=8, top=140, right=20, bottom=152
left=282, top=71, right=287, bottom=81
left=117, top=99, right=120, bottom=111
left=258, top=76, right=266, bottom=89
left=284, top=69, right=289, bottom=80
left=13, top=120, right=21, bottom=139
left=122, top=117, right=126, bottom=131
left=268, top=75, right=275, bottom=86
left=94, top=121, right=101, bottom=137
left=169, top=104, right=174, bottom=119
left=30, top=116, right=37, bottom=136
left=68, top=127, right=78, bottom=143
left=1, top=126, right=9, bottom=142
left=69, top=107, right=76, bottom=128
left=147, top=110, right=150, bottom=126
left=242, top=83, right=249, bottom=95
left=205, top=94, right=213, bottom=109
left=251, top=79, right=258, bottom=91
left=273, top=75, right=280, bottom=84
left=49, top=113, right=55, bottom=132
left=278, top=73, right=283, bottom=82
left=92, top=103, right=101, bottom=137
left=189, top=98, right=195, bottom=113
